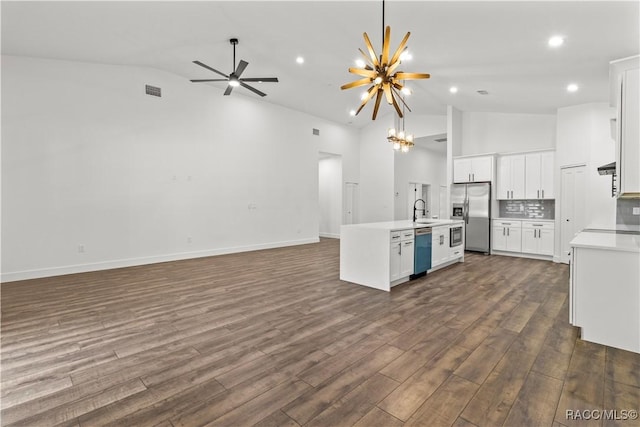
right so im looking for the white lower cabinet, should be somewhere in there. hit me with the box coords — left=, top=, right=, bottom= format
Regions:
left=400, top=240, right=415, bottom=278
left=492, top=220, right=522, bottom=252
left=521, top=221, right=554, bottom=256
left=432, top=226, right=449, bottom=267
left=390, top=229, right=414, bottom=283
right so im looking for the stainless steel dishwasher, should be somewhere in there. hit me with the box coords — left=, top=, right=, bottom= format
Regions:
left=412, top=227, right=432, bottom=279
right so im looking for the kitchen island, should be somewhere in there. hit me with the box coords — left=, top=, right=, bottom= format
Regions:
left=569, top=229, right=640, bottom=353
left=340, top=219, right=465, bottom=291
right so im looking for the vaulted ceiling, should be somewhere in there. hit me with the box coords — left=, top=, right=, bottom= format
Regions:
left=2, top=1, right=638, bottom=126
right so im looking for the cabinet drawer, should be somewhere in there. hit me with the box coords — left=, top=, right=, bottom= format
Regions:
left=493, top=220, right=522, bottom=228
left=522, top=221, right=555, bottom=230
left=450, top=247, right=463, bottom=259
left=401, top=230, right=415, bottom=241
left=390, top=231, right=402, bottom=242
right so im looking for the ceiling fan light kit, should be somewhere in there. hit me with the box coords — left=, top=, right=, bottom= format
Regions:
left=341, top=0, right=430, bottom=120
left=190, top=38, right=279, bottom=97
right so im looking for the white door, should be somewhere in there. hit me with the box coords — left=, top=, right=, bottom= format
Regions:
left=493, top=226, right=506, bottom=251
left=505, top=226, right=522, bottom=252
left=561, top=166, right=586, bottom=264
left=511, top=155, right=526, bottom=199
left=390, top=243, right=401, bottom=281
left=540, top=152, right=555, bottom=199
left=345, top=182, right=359, bottom=225
left=453, top=158, right=472, bottom=183
left=521, top=228, right=537, bottom=253
left=538, top=229, right=555, bottom=256
left=525, top=153, right=542, bottom=199
left=400, top=240, right=414, bottom=277
left=471, top=156, right=493, bottom=182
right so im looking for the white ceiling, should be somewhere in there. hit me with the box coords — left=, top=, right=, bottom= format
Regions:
left=2, top=1, right=638, bottom=127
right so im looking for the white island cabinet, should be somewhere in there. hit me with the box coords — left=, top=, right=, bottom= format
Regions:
left=340, top=220, right=464, bottom=292
left=570, top=230, right=640, bottom=353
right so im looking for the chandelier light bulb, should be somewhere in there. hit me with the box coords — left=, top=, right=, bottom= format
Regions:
left=407, top=134, right=414, bottom=143
left=393, top=142, right=401, bottom=150
left=374, top=76, right=383, bottom=85
left=401, top=87, right=412, bottom=96
left=355, top=59, right=366, bottom=68
left=388, top=128, right=396, bottom=137
left=401, top=145, right=409, bottom=153
left=398, top=130, right=405, bottom=139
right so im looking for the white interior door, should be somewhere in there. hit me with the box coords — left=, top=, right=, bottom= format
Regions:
left=560, top=166, right=586, bottom=263
left=345, top=182, right=359, bottom=225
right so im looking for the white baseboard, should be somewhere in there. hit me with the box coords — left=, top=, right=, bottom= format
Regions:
left=1, top=237, right=320, bottom=283
left=491, top=250, right=554, bottom=262
left=319, top=232, right=340, bottom=239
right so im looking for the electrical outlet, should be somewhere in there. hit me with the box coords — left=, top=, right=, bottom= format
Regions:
left=633, top=207, right=640, bottom=215
left=78, top=245, right=85, bottom=253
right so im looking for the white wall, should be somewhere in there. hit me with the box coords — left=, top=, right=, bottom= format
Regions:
left=393, top=147, right=447, bottom=220
left=460, top=112, right=556, bottom=155
left=318, top=155, right=342, bottom=238
left=554, top=102, right=617, bottom=259
left=1, top=55, right=358, bottom=281
left=358, top=113, right=446, bottom=223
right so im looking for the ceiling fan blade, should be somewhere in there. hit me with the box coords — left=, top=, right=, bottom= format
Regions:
left=224, top=85, right=234, bottom=96
left=193, top=61, right=228, bottom=78
left=240, top=82, right=267, bottom=97
left=390, top=91, right=403, bottom=118
left=235, top=60, right=249, bottom=77
left=241, top=77, right=279, bottom=82
left=383, top=83, right=394, bottom=105
left=381, top=26, right=391, bottom=65
left=391, top=87, right=413, bottom=112
left=348, top=67, right=377, bottom=78
left=355, top=86, right=377, bottom=115
left=190, top=79, right=229, bottom=82
left=372, top=89, right=383, bottom=120
left=387, top=57, right=402, bottom=76
left=389, top=32, right=411, bottom=65
left=362, top=33, right=380, bottom=68
left=341, top=78, right=374, bottom=90
left=394, top=72, right=431, bottom=80
left=358, top=48, right=375, bottom=68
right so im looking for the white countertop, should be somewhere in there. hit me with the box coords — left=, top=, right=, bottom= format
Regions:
left=344, top=219, right=464, bottom=231
left=493, top=218, right=555, bottom=222
left=570, top=230, right=640, bottom=253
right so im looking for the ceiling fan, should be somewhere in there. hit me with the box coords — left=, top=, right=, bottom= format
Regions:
left=190, top=38, right=279, bottom=97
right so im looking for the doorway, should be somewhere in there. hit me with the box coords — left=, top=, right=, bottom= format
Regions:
left=408, top=182, right=431, bottom=220
left=560, top=165, right=586, bottom=263
left=345, top=182, right=359, bottom=225
left=318, top=153, right=342, bottom=238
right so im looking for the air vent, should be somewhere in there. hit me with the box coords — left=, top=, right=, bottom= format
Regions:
left=145, top=85, right=162, bottom=97
left=477, top=90, right=489, bottom=95
left=312, top=128, right=320, bottom=136
left=434, top=137, right=447, bottom=143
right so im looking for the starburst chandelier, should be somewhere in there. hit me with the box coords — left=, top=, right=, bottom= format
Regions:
left=341, top=0, right=430, bottom=120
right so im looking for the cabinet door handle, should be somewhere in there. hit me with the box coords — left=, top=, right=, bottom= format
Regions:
left=537, top=190, right=540, bottom=198
left=472, top=173, right=475, bottom=181
left=507, top=228, right=510, bottom=236
left=542, top=189, right=544, bottom=198
left=469, top=173, right=471, bottom=182
left=399, top=244, right=402, bottom=255
left=503, top=227, right=505, bottom=236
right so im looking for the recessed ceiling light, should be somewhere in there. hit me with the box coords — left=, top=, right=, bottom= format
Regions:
left=400, top=51, right=413, bottom=61
left=355, top=59, right=366, bottom=68
left=548, top=35, right=565, bottom=47
left=349, top=110, right=356, bottom=116
left=567, top=83, right=579, bottom=92
left=449, top=86, right=458, bottom=94
left=296, top=56, right=304, bottom=64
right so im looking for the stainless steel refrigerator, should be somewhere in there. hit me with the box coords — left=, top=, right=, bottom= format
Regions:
left=450, top=182, right=491, bottom=253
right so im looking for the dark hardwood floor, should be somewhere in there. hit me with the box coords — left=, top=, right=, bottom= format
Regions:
left=1, top=238, right=639, bottom=427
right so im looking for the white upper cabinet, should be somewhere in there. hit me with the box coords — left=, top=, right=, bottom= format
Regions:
left=497, top=154, right=525, bottom=200
left=453, top=155, right=494, bottom=183
left=617, top=68, right=640, bottom=197
left=525, top=151, right=555, bottom=199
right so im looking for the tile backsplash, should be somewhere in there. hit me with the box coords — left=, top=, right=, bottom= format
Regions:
left=617, top=198, right=640, bottom=231
left=499, top=200, right=555, bottom=220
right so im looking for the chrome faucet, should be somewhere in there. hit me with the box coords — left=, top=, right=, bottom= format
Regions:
left=413, top=199, right=426, bottom=222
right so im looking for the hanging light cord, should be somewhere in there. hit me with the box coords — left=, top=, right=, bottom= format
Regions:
left=382, top=0, right=385, bottom=47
